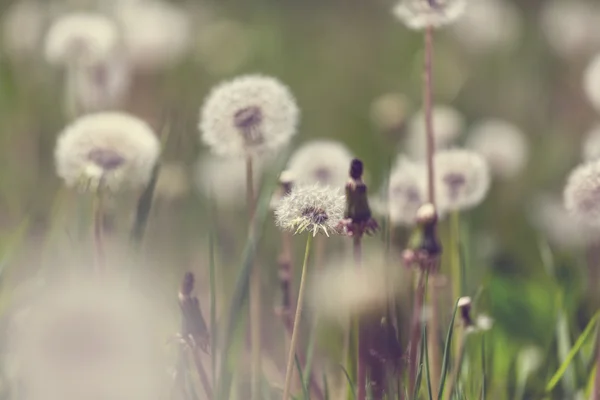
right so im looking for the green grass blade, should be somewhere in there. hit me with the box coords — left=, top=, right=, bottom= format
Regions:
left=545, top=310, right=600, bottom=393
left=339, top=364, right=356, bottom=400
left=323, top=373, right=329, bottom=400
left=413, top=320, right=427, bottom=400
left=424, top=323, right=433, bottom=400
left=437, top=300, right=460, bottom=400
left=295, top=355, right=310, bottom=400
left=130, top=163, right=160, bottom=248
left=481, top=335, right=486, bottom=400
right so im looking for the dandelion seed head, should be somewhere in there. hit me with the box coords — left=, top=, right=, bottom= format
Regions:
left=393, top=0, right=466, bottom=30
left=564, top=161, right=600, bottom=226
left=466, top=119, right=529, bottom=180
left=584, top=54, right=600, bottom=113
left=44, top=12, right=120, bottom=66
left=54, top=112, right=160, bottom=193
left=275, top=185, right=345, bottom=236
left=405, top=105, right=465, bottom=158
left=286, top=140, right=353, bottom=188
left=200, top=75, right=299, bottom=157
left=5, top=279, right=167, bottom=400
left=388, top=157, right=427, bottom=226
left=457, top=296, right=472, bottom=308
left=451, top=0, right=521, bottom=53
left=2, top=1, right=47, bottom=59
left=435, top=149, right=490, bottom=212
left=582, top=124, right=600, bottom=162
left=113, top=0, right=191, bottom=71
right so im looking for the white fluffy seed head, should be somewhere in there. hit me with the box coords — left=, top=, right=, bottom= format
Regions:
left=275, top=184, right=345, bottom=237
left=44, top=12, right=120, bottom=66
left=2, top=1, right=47, bottom=59
left=286, top=140, right=353, bottom=189
left=404, top=105, right=465, bottom=158
left=113, top=0, right=191, bottom=71
left=5, top=280, right=167, bottom=400
left=540, top=0, right=600, bottom=58
left=200, top=75, right=300, bottom=157
left=388, top=157, right=427, bottom=226
left=435, top=149, right=490, bottom=212
left=393, top=0, right=466, bottom=30
left=466, top=119, right=529, bottom=180
left=193, top=154, right=264, bottom=209
left=584, top=54, right=600, bottom=113
left=582, top=124, right=600, bottom=162
left=54, top=112, right=160, bottom=193
left=451, top=0, right=522, bottom=53
left=564, top=161, right=600, bottom=226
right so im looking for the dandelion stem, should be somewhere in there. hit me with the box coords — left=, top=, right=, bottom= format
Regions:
left=283, top=234, right=313, bottom=400
left=353, top=235, right=369, bottom=400
left=246, top=155, right=262, bottom=400
left=444, top=329, right=467, bottom=400
left=408, top=271, right=427, bottom=397
left=594, top=327, right=600, bottom=400
left=92, top=192, right=105, bottom=273
left=450, top=211, right=461, bottom=299
left=428, top=277, right=442, bottom=398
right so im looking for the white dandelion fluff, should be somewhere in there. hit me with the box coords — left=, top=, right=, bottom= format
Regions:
left=582, top=124, right=600, bottom=162
left=451, top=0, right=522, bottom=53
left=405, top=105, right=465, bottom=158
left=113, top=0, right=191, bottom=71
left=540, top=0, right=600, bottom=58
left=193, top=154, right=265, bottom=208
left=5, top=280, right=166, bottom=400
left=54, top=112, right=160, bottom=192
left=275, top=184, right=345, bottom=236
left=434, top=149, right=490, bottom=212
left=286, top=140, right=353, bottom=189
left=584, top=54, right=600, bottom=113
left=564, top=161, right=600, bottom=226
left=2, top=1, right=47, bottom=59
left=200, top=75, right=300, bottom=157
left=388, top=157, right=428, bottom=226
left=393, top=0, right=466, bottom=30
left=44, top=12, right=120, bottom=66
left=466, top=119, right=529, bottom=180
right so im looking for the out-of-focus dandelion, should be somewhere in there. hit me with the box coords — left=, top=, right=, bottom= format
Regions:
left=388, top=157, right=427, bottom=226
left=193, top=154, right=263, bottom=208
left=451, top=0, right=522, bottom=53
left=584, top=54, right=600, bottom=113
left=113, top=0, right=191, bottom=71
left=286, top=140, right=353, bottom=189
left=530, top=195, right=596, bottom=249
left=393, top=0, right=466, bottom=30
left=54, top=112, right=160, bottom=193
left=582, top=124, right=600, bottom=162
left=154, top=162, right=189, bottom=202
left=195, top=19, right=253, bottom=75
left=200, top=74, right=299, bottom=158
left=369, top=92, right=410, bottom=134
left=434, top=149, right=490, bottom=212
left=5, top=280, right=167, bottom=400
left=275, top=184, right=345, bottom=400
left=404, top=105, right=465, bottom=158
left=540, top=0, right=600, bottom=58
left=564, top=161, right=600, bottom=226
left=275, top=184, right=345, bottom=237
left=2, top=1, right=47, bottom=59
left=466, top=119, right=529, bottom=180
left=44, top=12, right=120, bottom=66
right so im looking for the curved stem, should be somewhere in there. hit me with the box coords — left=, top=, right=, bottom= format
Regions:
left=283, top=234, right=313, bottom=400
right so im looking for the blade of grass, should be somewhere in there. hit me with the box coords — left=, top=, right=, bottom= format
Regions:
left=413, top=321, right=427, bottom=400
left=481, top=335, right=486, bottom=400
left=424, top=323, right=433, bottom=400
left=437, top=300, right=460, bottom=400
left=546, top=310, right=600, bottom=393
left=295, top=355, right=310, bottom=400
left=323, top=374, right=329, bottom=400
left=130, top=163, right=160, bottom=248
left=339, top=364, right=356, bottom=400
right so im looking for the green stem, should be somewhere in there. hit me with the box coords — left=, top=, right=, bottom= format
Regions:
left=450, top=211, right=461, bottom=300
left=444, top=330, right=467, bottom=400
left=283, top=234, right=313, bottom=400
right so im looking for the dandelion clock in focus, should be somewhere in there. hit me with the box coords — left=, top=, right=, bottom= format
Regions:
left=286, top=140, right=354, bottom=189
left=5, top=280, right=167, bottom=400
left=393, top=0, right=466, bottom=30
left=434, top=149, right=490, bottom=213
left=404, top=105, right=464, bottom=158
left=199, top=74, right=300, bottom=158
left=54, top=112, right=160, bottom=193
left=466, top=119, right=529, bottom=180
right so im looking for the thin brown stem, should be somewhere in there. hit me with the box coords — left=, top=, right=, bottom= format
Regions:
left=408, top=272, right=426, bottom=397
left=246, top=155, right=261, bottom=400
left=93, top=193, right=105, bottom=273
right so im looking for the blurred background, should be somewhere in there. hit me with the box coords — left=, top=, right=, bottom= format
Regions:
left=1, top=0, right=600, bottom=398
